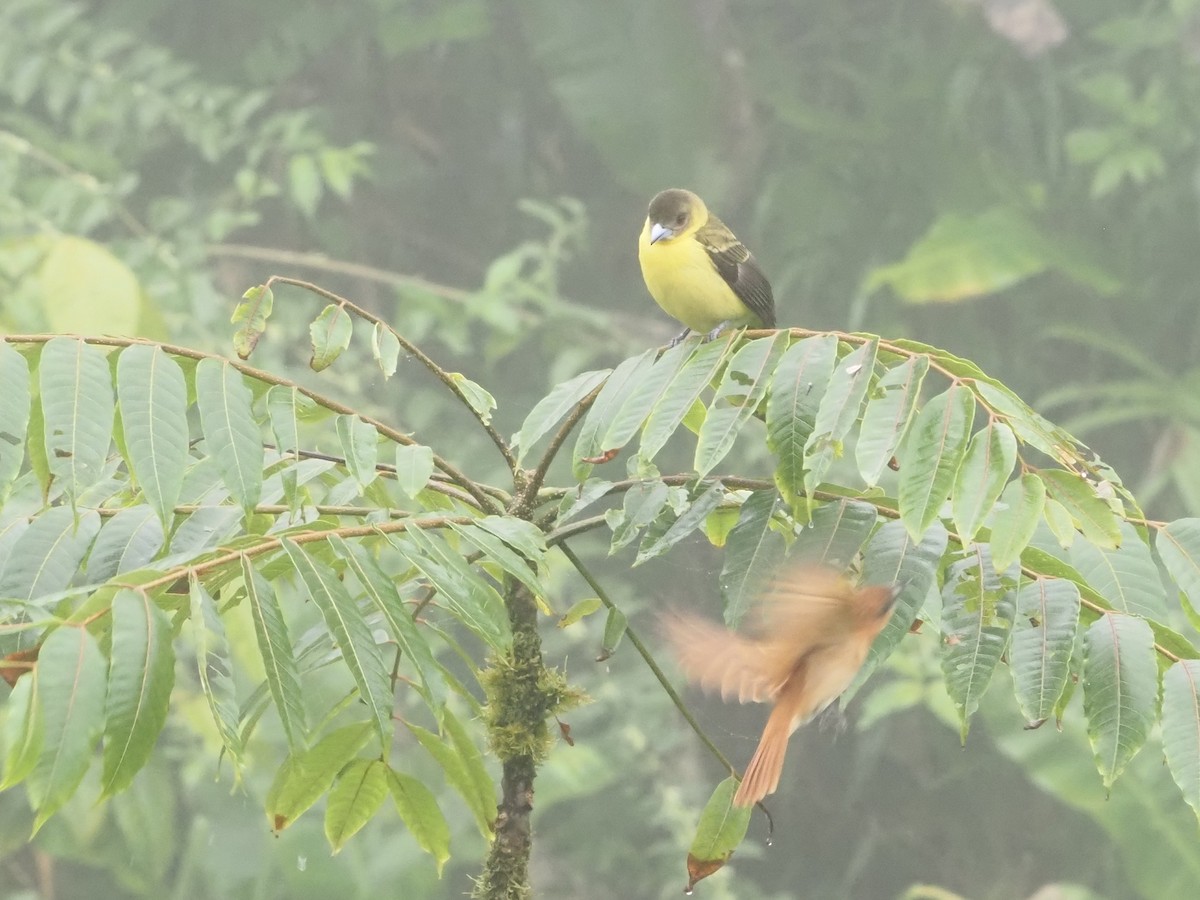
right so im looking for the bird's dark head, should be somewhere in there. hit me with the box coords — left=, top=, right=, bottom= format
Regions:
left=646, top=189, right=707, bottom=244
left=857, top=583, right=901, bottom=623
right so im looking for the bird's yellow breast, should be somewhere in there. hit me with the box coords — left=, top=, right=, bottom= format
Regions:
left=638, top=219, right=755, bottom=333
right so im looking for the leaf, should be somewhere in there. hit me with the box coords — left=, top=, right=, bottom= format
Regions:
left=514, top=368, right=609, bottom=464
left=281, top=540, right=394, bottom=749
left=231, top=284, right=274, bottom=359
left=607, top=480, right=671, bottom=553
left=116, top=345, right=189, bottom=530
left=1043, top=497, right=1077, bottom=549
left=40, top=337, right=115, bottom=498
left=1082, top=614, right=1158, bottom=789
left=765, top=334, right=839, bottom=506
left=803, top=338, right=879, bottom=493
left=39, top=236, right=145, bottom=334
left=719, top=490, right=786, bottom=626
left=597, top=606, right=628, bottom=661
left=392, top=443, right=434, bottom=499
left=851, top=519, right=949, bottom=692
left=572, top=349, right=658, bottom=475
left=635, top=479, right=726, bottom=565
left=335, top=415, right=379, bottom=490
left=86, top=505, right=164, bottom=582
left=449, top=373, right=497, bottom=425
left=791, top=498, right=877, bottom=570
left=975, top=380, right=1080, bottom=465
left=387, top=769, right=451, bottom=874
left=0, top=341, right=31, bottom=501
left=685, top=777, right=752, bottom=893
left=370, top=322, right=401, bottom=378
left=446, top=520, right=549, bottom=605
left=325, top=757, right=389, bottom=852
left=557, top=597, right=603, bottom=628
left=1010, top=578, right=1080, bottom=728
left=855, top=354, right=928, bottom=487
left=1156, top=519, right=1200, bottom=618
left=1041, top=469, right=1122, bottom=550
left=407, top=720, right=494, bottom=837
left=703, top=505, right=739, bottom=548
left=239, top=557, right=306, bottom=749
left=695, top=333, right=788, bottom=477
left=329, top=539, right=439, bottom=698
left=0, top=506, right=100, bottom=603
left=289, top=153, right=323, bottom=217
left=1, top=673, right=42, bottom=790
left=952, top=421, right=1017, bottom=542
left=1162, top=660, right=1200, bottom=824
left=101, top=589, right=175, bottom=796
left=473, top=516, right=549, bottom=563
left=989, top=474, right=1046, bottom=571
left=939, top=549, right=1015, bottom=742
left=1069, top=521, right=1168, bottom=620
left=309, top=303, right=352, bottom=371
left=441, top=705, right=496, bottom=831
left=267, top=722, right=374, bottom=831
left=896, top=384, right=974, bottom=540
left=865, top=206, right=1116, bottom=301
left=556, top=478, right=615, bottom=527
left=639, top=335, right=734, bottom=463
left=195, top=358, right=263, bottom=513
left=266, top=385, right=314, bottom=456
left=601, top=341, right=694, bottom=453
left=28, top=626, right=107, bottom=832
left=399, top=526, right=511, bottom=650
left=188, top=578, right=244, bottom=766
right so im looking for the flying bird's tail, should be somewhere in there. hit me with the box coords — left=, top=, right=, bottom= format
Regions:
left=733, top=701, right=793, bottom=806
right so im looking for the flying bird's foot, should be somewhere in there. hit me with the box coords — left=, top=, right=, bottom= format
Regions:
left=815, top=703, right=848, bottom=736
left=667, top=328, right=693, bottom=348
left=703, top=322, right=731, bottom=342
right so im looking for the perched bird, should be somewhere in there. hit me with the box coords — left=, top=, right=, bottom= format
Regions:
left=638, top=188, right=775, bottom=346
left=662, top=565, right=897, bottom=807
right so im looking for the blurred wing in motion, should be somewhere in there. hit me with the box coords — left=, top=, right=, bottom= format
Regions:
left=661, top=610, right=786, bottom=703
left=661, top=566, right=861, bottom=704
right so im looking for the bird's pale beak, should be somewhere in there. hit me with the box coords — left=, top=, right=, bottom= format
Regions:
left=649, top=222, right=672, bottom=244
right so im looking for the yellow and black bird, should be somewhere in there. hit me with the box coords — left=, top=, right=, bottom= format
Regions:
left=638, top=188, right=775, bottom=346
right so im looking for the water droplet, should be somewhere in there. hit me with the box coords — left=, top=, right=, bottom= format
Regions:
left=297, top=855, right=307, bottom=872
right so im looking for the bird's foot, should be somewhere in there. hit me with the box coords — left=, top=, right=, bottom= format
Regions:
left=666, top=328, right=693, bottom=348
left=703, top=322, right=732, bottom=342
left=816, top=703, right=848, bottom=736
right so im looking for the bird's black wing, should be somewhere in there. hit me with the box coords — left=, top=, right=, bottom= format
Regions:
left=695, top=214, right=776, bottom=328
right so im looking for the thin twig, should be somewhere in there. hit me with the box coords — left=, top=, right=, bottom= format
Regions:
left=208, top=243, right=650, bottom=344
left=129, top=515, right=475, bottom=596
left=262, top=443, right=511, bottom=507
left=262, top=276, right=517, bottom=473
left=556, top=542, right=739, bottom=780
left=212, top=244, right=476, bottom=305
left=516, top=382, right=605, bottom=514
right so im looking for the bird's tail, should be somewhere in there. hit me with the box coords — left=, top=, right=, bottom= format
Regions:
left=733, top=705, right=792, bottom=807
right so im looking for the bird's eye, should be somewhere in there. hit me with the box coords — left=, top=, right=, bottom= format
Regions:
left=675, top=212, right=687, bottom=226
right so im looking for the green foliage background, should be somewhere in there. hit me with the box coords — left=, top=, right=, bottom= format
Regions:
left=3, top=1, right=1200, bottom=898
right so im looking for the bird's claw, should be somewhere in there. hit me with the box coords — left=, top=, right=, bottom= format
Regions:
left=667, top=328, right=693, bottom=348
left=703, top=322, right=731, bottom=342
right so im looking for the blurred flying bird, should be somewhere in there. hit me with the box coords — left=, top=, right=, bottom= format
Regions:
left=662, top=565, right=898, bottom=806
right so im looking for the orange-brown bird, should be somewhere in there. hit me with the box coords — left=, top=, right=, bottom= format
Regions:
left=662, top=565, right=898, bottom=806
